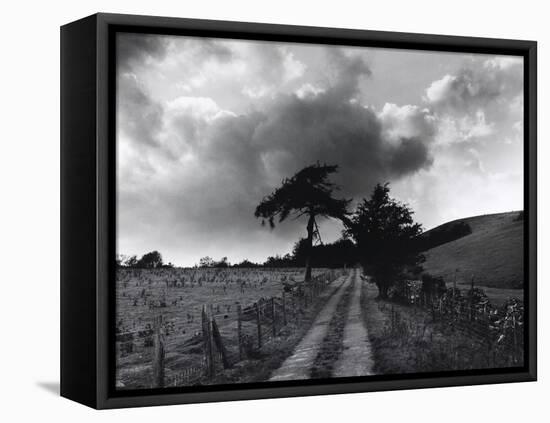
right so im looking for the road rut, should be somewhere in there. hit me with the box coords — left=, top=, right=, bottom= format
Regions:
left=332, top=271, right=374, bottom=377
left=269, top=273, right=353, bottom=381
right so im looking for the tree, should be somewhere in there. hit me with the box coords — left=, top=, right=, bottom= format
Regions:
left=124, top=255, right=139, bottom=268
left=345, top=183, right=424, bottom=299
left=136, top=251, right=164, bottom=269
left=213, top=257, right=230, bottom=268
left=255, top=163, right=351, bottom=281
left=263, top=254, right=296, bottom=268
left=199, top=256, right=215, bottom=268
left=116, top=254, right=127, bottom=268
left=233, top=259, right=260, bottom=268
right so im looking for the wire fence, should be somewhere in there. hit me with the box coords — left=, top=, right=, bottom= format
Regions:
left=385, top=278, right=524, bottom=368
left=116, top=269, right=346, bottom=388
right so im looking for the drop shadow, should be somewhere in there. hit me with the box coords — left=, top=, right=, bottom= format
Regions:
left=36, top=381, right=60, bottom=396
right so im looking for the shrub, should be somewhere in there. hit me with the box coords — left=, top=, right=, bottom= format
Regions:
left=421, top=273, right=446, bottom=298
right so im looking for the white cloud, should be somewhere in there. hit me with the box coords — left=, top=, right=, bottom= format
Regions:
left=423, top=56, right=522, bottom=147
left=378, top=103, right=436, bottom=145
left=295, top=83, right=325, bottom=99
left=466, top=110, right=494, bottom=138
left=484, top=56, right=523, bottom=71
left=281, top=47, right=306, bottom=82
left=425, top=74, right=456, bottom=104
left=166, top=96, right=235, bottom=122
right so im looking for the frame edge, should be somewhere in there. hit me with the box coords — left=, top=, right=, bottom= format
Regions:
left=60, top=14, right=99, bottom=409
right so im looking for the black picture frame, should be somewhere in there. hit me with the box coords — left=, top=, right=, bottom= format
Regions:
left=60, top=12, right=537, bottom=409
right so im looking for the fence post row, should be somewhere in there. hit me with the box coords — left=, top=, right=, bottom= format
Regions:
left=145, top=269, right=344, bottom=386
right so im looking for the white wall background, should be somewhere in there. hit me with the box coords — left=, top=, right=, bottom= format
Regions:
left=0, top=0, right=546, bottom=420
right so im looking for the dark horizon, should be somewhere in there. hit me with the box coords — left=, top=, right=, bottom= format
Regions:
left=117, top=208, right=524, bottom=268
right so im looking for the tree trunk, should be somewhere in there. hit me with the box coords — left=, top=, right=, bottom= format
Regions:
left=377, top=282, right=389, bottom=299
left=304, top=214, right=315, bottom=282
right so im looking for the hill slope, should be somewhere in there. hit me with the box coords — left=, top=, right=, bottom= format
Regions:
left=421, top=211, right=524, bottom=289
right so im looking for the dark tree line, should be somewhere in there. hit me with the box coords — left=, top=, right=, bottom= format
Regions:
left=292, top=238, right=357, bottom=269
left=198, top=256, right=231, bottom=268
left=194, top=237, right=356, bottom=270
left=417, top=220, right=472, bottom=252
left=117, top=251, right=174, bottom=269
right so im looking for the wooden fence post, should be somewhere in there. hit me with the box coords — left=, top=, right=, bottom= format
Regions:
left=202, top=305, right=214, bottom=378
left=453, top=269, right=458, bottom=294
left=469, top=277, right=475, bottom=321
left=237, top=305, right=243, bottom=361
left=271, top=297, right=276, bottom=337
left=391, top=304, right=395, bottom=333
left=255, top=302, right=262, bottom=349
left=282, top=290, right=287, bottom=326
left=212, top=317, right=231, bottom=369
left=153, top=315, right=165, bottom=388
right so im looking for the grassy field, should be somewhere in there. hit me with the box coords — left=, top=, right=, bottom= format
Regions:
left=115, top=267, right=334, bottom=388
left=422, top=211, right=524, bottom=289
left=455, top=283, right=523, bottom=307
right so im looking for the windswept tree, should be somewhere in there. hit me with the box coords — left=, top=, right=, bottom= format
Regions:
left=255, top=163, right=351, bottom=281
left=345, top=183, right=424, bottom=299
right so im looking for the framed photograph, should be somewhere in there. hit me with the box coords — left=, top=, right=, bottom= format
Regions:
left=60, top=13, right=537, bottom=409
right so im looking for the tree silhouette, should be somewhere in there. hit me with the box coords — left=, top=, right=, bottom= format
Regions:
left=136, top=251, right=164, bottom=269
left=255, top=163, right=351, bottom=281
left=292, top=237, right=357, bottom=269
left=199, top=256, right=215, bottom=268
left=125, top=255, right=139, bottom=268
left=345, top=183, right=424, bottom=299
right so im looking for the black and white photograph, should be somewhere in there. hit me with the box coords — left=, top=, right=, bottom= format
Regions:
left=114, top=31, right=526, bottom=391
left=2, top=0, right=547, bottom=418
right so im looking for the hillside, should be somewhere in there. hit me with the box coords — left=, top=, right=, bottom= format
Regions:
left=421, top=211, right=524, bottom=289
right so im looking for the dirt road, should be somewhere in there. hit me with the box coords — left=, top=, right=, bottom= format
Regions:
left=332, top=271, right=374, bottom=377
left=269, top=268, right=374, bottom=381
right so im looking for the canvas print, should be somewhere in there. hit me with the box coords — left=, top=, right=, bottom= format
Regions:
left=115, top=32, right=525, bottom=390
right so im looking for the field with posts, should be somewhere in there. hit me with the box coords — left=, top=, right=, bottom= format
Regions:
left=115, top=267, right=343, bottom=389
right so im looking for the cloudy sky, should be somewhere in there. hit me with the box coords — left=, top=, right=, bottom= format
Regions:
left=116, top=33, right=524, bottom=267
